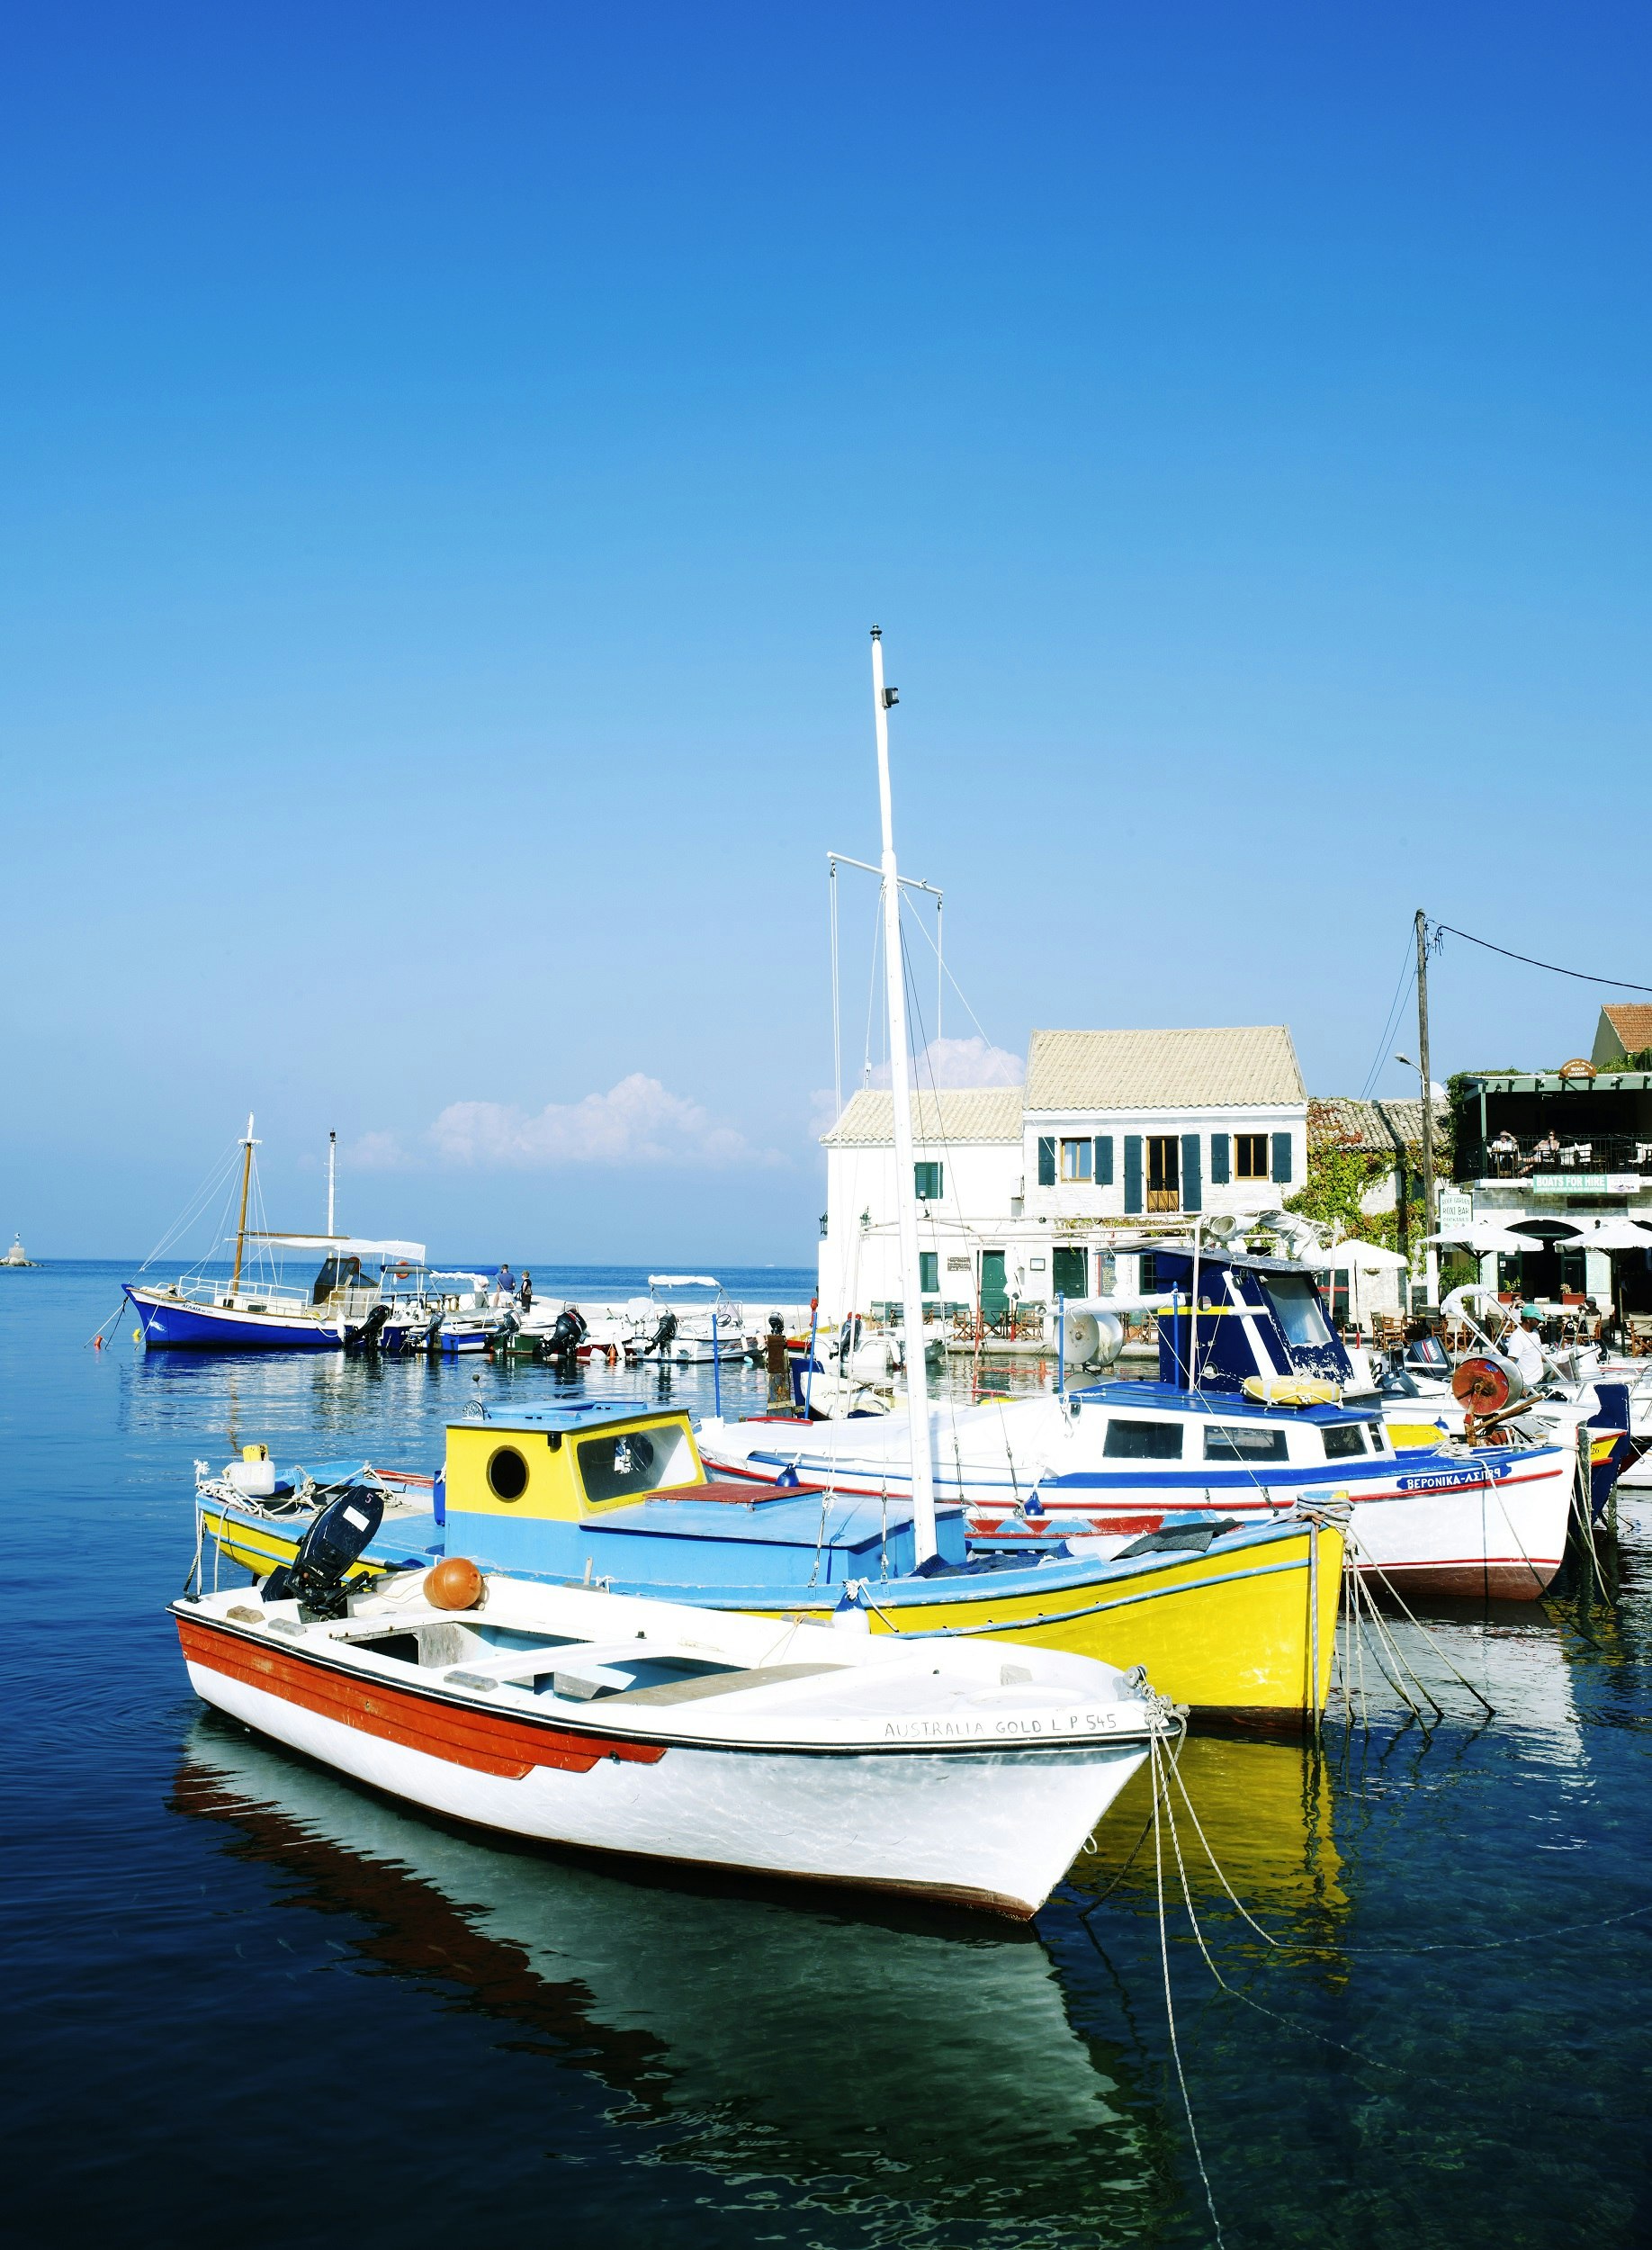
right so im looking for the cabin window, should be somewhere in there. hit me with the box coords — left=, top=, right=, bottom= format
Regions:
left=487, top=1446, right=530, bottom=1501
left=919, top=1252, right=939, bottom=1295
left=1235, top=1134, right=1269, bottom=1181
left=1322, top=1424, right=1366, bottom=1460
left=1103, top=1418, right=1185, bottom=1460
left=1060, top=1138, right=1093, bottom=1182
left=574, top=1421, right=695, bottom=1503
left=1264, top=1273, right=1333, bottom=1349
left=914, top=1161, right=943, bottom=1201
left=1203, top=1424, right=1288, bottom=1462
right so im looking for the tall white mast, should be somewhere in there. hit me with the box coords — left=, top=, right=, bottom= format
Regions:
left=871, top=626, right=938, bottom=1566
left=327, top=1130, right=337, bottom=1238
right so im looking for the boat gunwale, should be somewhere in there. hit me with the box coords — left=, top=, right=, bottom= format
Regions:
left=174, top=1599, right=1164, bottom=1760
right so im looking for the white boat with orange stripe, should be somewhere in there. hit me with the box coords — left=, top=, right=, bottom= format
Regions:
left=175, top=1524, right=1172, bottom=1920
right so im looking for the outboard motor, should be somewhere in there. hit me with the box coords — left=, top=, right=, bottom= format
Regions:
left=544, top=1307, right=587, bottom=1372
left=641, top=1310, right=678, bottom=1359
left=347, top=1303, right=391, bottom=1354
left=260, top=1484, right=385, bottom=1620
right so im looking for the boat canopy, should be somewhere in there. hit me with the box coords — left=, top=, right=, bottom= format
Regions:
left=648, top=1274, right=723, bottom=1289
left=247, top=1233, right=427, bottom=1264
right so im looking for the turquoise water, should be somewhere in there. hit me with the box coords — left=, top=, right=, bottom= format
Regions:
left=5, top=1263, right=1649, bottom=2247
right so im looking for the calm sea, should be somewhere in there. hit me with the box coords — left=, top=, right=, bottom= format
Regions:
left=4, top=1261, right=1649, bottom=2247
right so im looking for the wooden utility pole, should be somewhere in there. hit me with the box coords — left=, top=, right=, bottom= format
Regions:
left=1415, top=910, right=1436, bottom=1310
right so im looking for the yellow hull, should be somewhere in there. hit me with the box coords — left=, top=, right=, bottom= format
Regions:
left=201, top=1509, right=382, bottom=1585
left=202, top=1508, right=1342, bottom=1721
left=762, top=1523, right=1342, bottom=1722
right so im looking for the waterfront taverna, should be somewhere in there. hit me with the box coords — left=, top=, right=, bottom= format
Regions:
left=818, top=1025, right=1308, bottom=1325
left=1444, top=1005, right=1652, bottom=1317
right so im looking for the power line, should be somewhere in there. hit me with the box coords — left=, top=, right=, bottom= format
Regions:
left=1436, top=923, right=1652, bottom=995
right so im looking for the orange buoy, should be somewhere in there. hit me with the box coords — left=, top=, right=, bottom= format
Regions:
left=424, top=1556, right=486, bottom=1611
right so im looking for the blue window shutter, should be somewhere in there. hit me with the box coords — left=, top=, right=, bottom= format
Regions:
left=1181, top=1132, right=1202, bottom=1214
left=1123, top=1135, right=1144, bottom=1214
left=1271, top=1130, right=1292, bottom=1184
left=1210, top=1133, right=1230, bottom=1185
left=1094, top=1135, right=1113, bottom=1185
left=1037, top=1136, right=1055, bottom=1187
left=919, top=1251, right=938, bottom=1293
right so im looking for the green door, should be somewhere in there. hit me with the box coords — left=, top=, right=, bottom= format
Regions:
left=1052, top=1246, right=1088, bottom=1300
left=979, top=1250, right=1008, bottom=1318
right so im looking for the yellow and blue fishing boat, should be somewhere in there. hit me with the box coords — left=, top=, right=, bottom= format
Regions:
left=197, top=1395, right=1342, bottom=1726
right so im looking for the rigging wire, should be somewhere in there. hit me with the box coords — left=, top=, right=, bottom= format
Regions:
left=899, top=889, right=1011, bottom=1066
left=1435, top=922, right=1652, bottom=995
left=1358, top=932, right=1420, bottom=1102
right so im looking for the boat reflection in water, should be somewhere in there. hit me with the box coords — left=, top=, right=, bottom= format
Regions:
left=172, top=1717, right=1163, bottom=2238
left=1070, top=1733, right=1347, bottom=1923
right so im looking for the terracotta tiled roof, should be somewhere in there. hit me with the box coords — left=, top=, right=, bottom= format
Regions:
left=1600, top=1004, right=1652, bottom=1056
left=822, top=1088, right=1025, bottom=1147
left=1023, top=1026, right=1305, bottom=1111
left=1310, top=1097, right=1449, bottom=1153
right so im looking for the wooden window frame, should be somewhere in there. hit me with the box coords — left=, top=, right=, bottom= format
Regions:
left=1059, top=1137, right=1093, bottom=1183
left=1235, top=1132, right=1270, bottom=1181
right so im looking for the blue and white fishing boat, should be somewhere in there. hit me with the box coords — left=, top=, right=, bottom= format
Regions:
left=125, top=1118, right=426, bottom=1352
left=699, top=1239, right=1622, bottom=1599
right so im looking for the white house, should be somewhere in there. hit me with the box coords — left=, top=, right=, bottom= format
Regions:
left=819, top=1025, right=1308, bottom=1323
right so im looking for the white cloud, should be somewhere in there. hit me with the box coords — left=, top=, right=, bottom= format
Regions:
left=427, top=1073, right=777, bottom=1170
left=346, top=1130, right=416, bottom=1173
left=867, top=1036, right=1024, bottom=1091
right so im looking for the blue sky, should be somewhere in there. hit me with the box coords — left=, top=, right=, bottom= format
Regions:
left=4, top=3, right=1648, bottom=1259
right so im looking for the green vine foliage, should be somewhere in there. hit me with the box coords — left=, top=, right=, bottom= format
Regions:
left=1284, top=1141, right=1406, bottom=1249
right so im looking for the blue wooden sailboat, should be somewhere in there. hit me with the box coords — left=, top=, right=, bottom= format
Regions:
left=126, top=1117, right=426, bottom=1352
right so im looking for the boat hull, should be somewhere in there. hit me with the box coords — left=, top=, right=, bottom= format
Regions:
left=125, top=1285, right=345, bottom=1351
left=735, top=1523, right=1343, bottom=1727
left=178, top=1613, right=1145, bottom=1917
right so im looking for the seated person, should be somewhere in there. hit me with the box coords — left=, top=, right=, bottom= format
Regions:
left=1520, top=1130, right=1562, bottom=1174
left=1488, top=1129, right=1520, bottom=1174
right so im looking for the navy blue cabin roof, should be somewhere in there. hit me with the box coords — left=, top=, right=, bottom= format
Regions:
left=1068, top=1378, right=1380, bottom=1426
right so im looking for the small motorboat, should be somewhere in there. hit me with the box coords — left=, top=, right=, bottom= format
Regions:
left=175, top=1492, right=1172, bottom=1919
left=633, top=1275, right=755, bottom=1364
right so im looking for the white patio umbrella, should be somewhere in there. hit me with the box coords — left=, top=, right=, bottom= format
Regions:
left=1422, top=1222, right=1531, bottom=1256
left=1300, top=1238, right=1413, bottom=1336
left=1575, top=1219, right=1652, bottom=1251
left=1303, top=1238, right=1410, bottom=1271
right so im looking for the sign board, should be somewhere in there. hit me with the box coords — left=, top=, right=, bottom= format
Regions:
left=1530, top=1174, right=1643, bottom=1196
left=1437, top=1188, right=1474, bottom=1232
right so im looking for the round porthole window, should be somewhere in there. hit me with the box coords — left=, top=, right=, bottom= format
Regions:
left=487, top=1445, right=529, bottom=1501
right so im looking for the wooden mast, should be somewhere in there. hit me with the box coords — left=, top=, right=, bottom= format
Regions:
left=229, top=1113, right=256, bottom=1295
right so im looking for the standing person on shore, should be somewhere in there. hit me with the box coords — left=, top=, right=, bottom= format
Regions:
left=764, top=1314, right=791, bottom=1411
